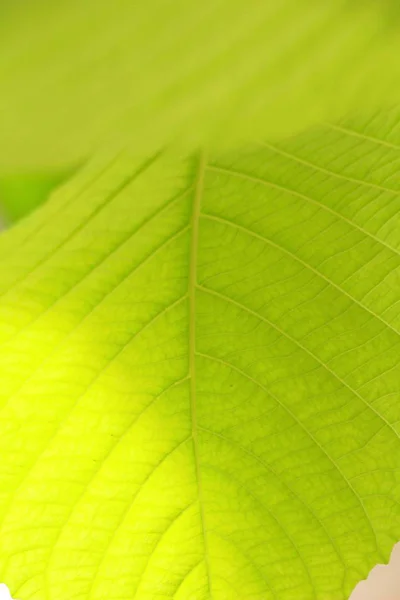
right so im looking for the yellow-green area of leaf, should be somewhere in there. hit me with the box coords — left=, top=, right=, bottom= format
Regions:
left=0, top=107, right=400, bottom=599
left=0, top=0, right=400, bottom=169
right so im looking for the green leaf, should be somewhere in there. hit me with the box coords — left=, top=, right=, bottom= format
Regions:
left=0, top=112, right=400, bottom=600
left=0, top=169, right=75, bottom=225
left=1, top=0, right=400, bottom=168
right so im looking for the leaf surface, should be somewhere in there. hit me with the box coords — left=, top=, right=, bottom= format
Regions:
left=0, top=112, right=400, bottom=599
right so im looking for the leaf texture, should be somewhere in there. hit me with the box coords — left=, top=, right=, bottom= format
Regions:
left=0, top=112, right=400, bottom=599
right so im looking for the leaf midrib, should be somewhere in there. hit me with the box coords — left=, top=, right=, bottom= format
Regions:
left=188, top=151, right=213, bottom=597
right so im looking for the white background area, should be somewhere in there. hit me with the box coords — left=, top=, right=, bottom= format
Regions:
left=351, top=543, right=400, bottom=600
left=0, top=543, right=399, bottom=600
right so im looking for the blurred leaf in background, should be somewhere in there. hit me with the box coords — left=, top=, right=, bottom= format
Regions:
left=0, top=0, right=400, bottom=169
left=0, top=169, right=75, bottom=225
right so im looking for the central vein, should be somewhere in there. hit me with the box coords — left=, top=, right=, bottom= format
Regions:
left=188, top=151, right=212, bottom=597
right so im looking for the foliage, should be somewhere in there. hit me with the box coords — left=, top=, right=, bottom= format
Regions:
left=0, top=3, right=400, bottom=599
